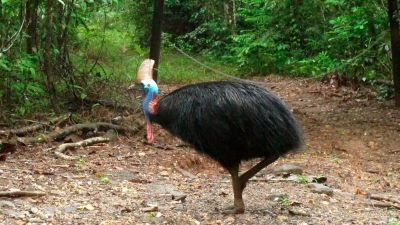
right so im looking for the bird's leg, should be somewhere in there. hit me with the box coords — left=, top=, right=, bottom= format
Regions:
left=238, top=154, right=279, bottom=191
left=223, top=155, right=279, bottom=214
left=224, top=165, right=245, bottom=214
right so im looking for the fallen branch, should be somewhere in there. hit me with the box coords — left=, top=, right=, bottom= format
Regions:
left=20, top=122, right=143, bottom=144
left=0, top=191, right=46, bottom=197
left=54, top=136, right=111, bottom=160
left=365, top=202, right=400, bottom=210
left=389, top=149, right=400, bottom=153
left=367, top=193, right=400, bottom=204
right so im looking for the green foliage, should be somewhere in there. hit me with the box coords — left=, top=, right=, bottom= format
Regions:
left=296, top=175, right=308, bottom=184
left=278, top=197, right=291, bottom=206
left=224, top=0, right=389, bottom=77
left=77, top=157, right=86, bottom=164
left=157, top=50, right=238, bottom=83
left=388, top=218, right=400, bottom=225
left=145, top=0, right=392, bottom=85
left=331, top=157, right=341, bottom=164
left=371, top=83, right=395, bottom=101
left=0, top=0, right=397, bottom=119
left=100, top=177, right=109, bottom=183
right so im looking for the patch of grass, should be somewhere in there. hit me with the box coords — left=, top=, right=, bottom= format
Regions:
left=100, top=177, right=109, bottom=183
left=77, top=157, right=86, bottom=165
left=296, top=175, right=308, bottom=184
left=72, top=25, right=239, bottom=86
left=331, top=157, right=340, bottom=164
left=158, top=50, right=239, bottom=83
left=278, top=197, right=291, bottom=206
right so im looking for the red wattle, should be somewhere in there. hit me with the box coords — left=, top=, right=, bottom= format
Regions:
left=147, top=124, right=154, bottom=143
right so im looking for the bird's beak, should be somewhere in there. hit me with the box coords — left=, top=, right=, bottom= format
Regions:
left=127, top=83, right=143, bottom=92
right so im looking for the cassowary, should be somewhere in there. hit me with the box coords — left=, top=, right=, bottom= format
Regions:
left=129, top=59, right=303, bottom=214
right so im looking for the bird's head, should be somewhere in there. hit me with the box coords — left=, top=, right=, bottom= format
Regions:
left=140, top=79, right=158, bottom=114
left=127, top=59, right=158, bottom=143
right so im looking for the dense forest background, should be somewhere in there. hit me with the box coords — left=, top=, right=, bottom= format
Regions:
left=0, top=0, right=399, bottom=118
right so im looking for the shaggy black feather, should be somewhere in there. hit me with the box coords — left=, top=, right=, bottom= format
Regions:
left=150, top=80, right=303, bottom=169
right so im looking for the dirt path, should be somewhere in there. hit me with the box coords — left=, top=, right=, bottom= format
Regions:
left=1, top=76, right=399, bottom=224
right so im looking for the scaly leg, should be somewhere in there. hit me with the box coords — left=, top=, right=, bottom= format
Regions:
left=223, top=154, right=279, bottom=214
left=238, top=154, right=279, bottom=188
left=224, top=164, right=245, bottom=214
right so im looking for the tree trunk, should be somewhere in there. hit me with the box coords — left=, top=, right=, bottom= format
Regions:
left=26, top=0, right=38, bottom=55
left=149, top=0, right=165, bottom=82
left=232, top=0, right=237, bottom=34
left=388, top=0, right=400, bottom=107
left=43, top=0, right=60, bottom=113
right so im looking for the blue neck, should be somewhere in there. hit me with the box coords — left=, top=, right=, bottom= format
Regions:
left=143, top=90, right=155, bottom=121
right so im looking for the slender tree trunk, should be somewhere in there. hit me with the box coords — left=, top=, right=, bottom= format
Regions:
left=43, top=0, right=60, bottom=113
left=149, top=0, right=164, bottom=82
left=26, top=0, right=38, bottom=55
left=388, top=0, right=400, bottom=107
left=232, top=0, right=237, bottom=35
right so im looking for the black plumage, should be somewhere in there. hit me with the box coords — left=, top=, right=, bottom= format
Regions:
left=151, top=81, right=303, bottom=169
left=130, top=59, right=303, bottom=214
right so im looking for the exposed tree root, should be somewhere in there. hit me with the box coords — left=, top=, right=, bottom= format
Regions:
left=20, top=122, right=142, bottom=144
left=54, top=136, right=111, bottom=160
left=0, top=114, right=71, bottom=138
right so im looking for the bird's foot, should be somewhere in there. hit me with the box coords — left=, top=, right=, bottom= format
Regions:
left=221, top=205, right=245, bottom=214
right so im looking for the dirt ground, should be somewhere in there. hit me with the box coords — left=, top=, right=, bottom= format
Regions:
left=1, top=76, right=399, bottom=225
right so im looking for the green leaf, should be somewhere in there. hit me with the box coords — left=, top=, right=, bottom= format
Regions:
left=57, top=0, right=65, bottom=6
left=134, top=44, right=143, bottom=55
left=80, top=93, right=87, bottom=100
left=73, top=85, right=84, bottom=90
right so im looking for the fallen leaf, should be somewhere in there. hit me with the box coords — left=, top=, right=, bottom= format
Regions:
left=368, top=142, right=375, bottom=149
left=191, top=183, right=201, bottom=189
left=77, top=204, right=95, bottom=211
left=355, top=189, right=363, bottom=195
left=129, top=179, right=149, bottom=184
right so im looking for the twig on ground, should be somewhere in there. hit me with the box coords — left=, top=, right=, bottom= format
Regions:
left=365, top=202, right=400, bottom=210
left=0, top=191, right=46, bottom=197
left=367, top=193, right=400, bottom=204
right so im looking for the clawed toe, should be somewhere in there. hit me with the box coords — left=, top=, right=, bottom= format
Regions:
left=222, top=205, right=245, bottom=214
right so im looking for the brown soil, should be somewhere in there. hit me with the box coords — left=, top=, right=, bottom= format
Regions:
left=1, top=76, right=399, bottom=225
